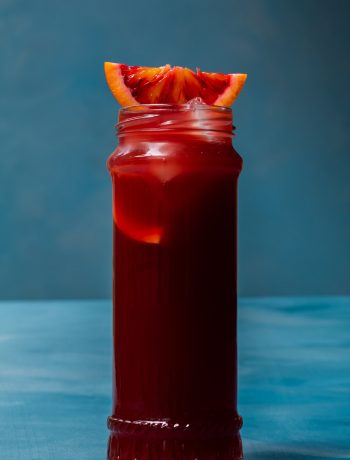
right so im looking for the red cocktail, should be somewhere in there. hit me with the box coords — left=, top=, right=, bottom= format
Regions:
left=107, top=104, right=243, bottom=459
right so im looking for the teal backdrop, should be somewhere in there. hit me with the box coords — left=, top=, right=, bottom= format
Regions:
left=1, top=0, right=349, bottom=299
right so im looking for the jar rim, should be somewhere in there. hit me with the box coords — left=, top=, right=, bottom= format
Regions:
left=117, top=103, right=234, bottom=138
left=120, top=103, right=232, bottom=114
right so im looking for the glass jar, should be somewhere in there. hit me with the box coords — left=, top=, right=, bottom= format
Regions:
left=107, top=104, right=243, bottom=460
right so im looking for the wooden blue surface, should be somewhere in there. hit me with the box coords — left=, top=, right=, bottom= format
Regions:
left=0, top=298, right=349, bottom=459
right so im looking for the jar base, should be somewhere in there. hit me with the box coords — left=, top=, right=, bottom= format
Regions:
left=107, top=415, right=243, bottom=460
left=108, top=434, right=243, bottom=460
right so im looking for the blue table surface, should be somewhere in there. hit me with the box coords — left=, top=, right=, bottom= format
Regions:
left=0, top=297, right=349, bottom=460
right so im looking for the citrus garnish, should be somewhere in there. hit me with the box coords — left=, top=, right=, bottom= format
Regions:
left=104, top=62, right=247, bottom=107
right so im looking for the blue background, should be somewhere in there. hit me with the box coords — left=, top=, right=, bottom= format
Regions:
left=1, top=0, right=349, bottom=299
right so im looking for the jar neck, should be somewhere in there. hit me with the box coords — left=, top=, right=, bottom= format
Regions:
left=116, top=104, right=234, bottom=143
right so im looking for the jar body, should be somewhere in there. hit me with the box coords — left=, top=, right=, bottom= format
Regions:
left=107, top=111, right=243, bottom=459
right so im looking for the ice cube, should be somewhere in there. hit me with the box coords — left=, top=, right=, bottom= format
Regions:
left=187, top=97, right=207, bottom=107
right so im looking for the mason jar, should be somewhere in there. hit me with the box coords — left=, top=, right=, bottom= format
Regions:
left=107, top=104, right=243, bottom=460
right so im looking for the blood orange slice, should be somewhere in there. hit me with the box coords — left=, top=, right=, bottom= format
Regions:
left=104, top=62, right=247, bottom=107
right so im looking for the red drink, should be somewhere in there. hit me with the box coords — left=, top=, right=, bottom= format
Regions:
left=107, top=104, right=243, bottom=459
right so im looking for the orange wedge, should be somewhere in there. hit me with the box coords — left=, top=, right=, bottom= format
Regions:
left=104, top=62, right=247, bottom=107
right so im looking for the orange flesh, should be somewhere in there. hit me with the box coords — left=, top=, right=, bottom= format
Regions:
left=120, top=65, right=230, bottom=105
